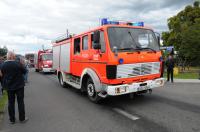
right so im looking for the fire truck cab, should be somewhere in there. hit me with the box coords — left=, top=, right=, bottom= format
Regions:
left=53, top=19, right=165, bottom=103
left=34, top=50, right=54, bottom=73
left=25, top=53, right=35, bottom=67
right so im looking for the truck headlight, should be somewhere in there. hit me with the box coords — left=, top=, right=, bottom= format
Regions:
left=44, top=65, right=49, bottom=68
left=115, top=86, right=128, bottom=94
left=155, top=80, right=164, bottom=86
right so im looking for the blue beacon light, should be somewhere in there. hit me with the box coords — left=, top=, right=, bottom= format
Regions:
left=132, top=22, right=144, bottom=27
left=101, top=18, right=108, bottom=25
left=119, top=58, right=124, bottom=64
left=109, top=21, right=119, bottom=25
left=101, top=18, right=144, bottom=27
left=101, top=18, right=119, bottom=25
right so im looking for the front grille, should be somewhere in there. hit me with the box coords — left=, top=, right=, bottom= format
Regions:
left=117, top=62, right=160, bottom=78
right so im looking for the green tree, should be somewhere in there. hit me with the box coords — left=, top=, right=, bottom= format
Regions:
left=0, top=46, right=8, bottom=56
left=162, top=1, right=200, bottom=66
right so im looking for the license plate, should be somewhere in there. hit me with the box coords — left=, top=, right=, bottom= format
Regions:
left=137, top=86, right=147, bottom=91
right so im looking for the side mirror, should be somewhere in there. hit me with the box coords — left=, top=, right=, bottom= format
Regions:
left=93, top=43, right=101, bottom=50
left=154, top=32, right=161, bottom=46
left=93, top=31, right=100, bottom=43
left=113, top=46, right=118, bottom=57
left=157, top=36, right=160, bottom=46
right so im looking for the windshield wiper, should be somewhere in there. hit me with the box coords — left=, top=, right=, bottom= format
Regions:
left=135, top=47, right=157, bottom=52
left=117, top=48, right=142, bottom=53
left=128, top=31, right=140, bottom=48
left=117, top=47, right=135, bottom=51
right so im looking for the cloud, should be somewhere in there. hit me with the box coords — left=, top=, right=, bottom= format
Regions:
left=0, top=0, right=193, bottom=55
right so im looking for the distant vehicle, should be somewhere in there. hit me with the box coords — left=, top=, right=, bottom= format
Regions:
left=53, top=19, right=165, bottom=103
left=34, top=50, right=54, bottom=73
left=15, top=54, right=25, bottom=62
left=25, top=53, right=35, bottom=67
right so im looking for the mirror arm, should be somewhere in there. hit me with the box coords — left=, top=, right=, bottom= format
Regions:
left=154, top=32, right=161, bottom=46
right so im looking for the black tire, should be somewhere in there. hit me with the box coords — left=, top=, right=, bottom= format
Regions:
left=59, top=73, right=67, bottom=88
left=86, top=78, right=101, bottom=103
left=35, top=69, right=39, bottom=72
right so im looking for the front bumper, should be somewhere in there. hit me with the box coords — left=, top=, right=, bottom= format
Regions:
left=42, top=68, right=55, bottom=73
left=105, top=78, right=165, bottom=96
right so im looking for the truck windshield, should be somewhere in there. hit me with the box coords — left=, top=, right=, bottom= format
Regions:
left=42, top=54, right=52, bottom=61
left=108, top=27, right=159, bottom=52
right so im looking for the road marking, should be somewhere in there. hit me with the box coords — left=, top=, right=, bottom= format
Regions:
left=113, top=108, right=140, bottom=121
left=46, top=75, right=57, bottom=81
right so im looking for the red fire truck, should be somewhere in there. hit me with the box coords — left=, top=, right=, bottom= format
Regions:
left=53, top=19, right=165, bottom=103
left=25, top=53, right=34, bottom=67
left=34, top=49, right=54, bottom=73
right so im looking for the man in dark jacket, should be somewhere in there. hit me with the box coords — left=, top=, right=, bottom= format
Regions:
left=0, top=56, right=4, bottom=96
left=166, top=54, right=175, bottom=83
left=0, top=51, right=28, bottom=124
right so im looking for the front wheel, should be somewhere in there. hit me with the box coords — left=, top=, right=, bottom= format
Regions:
left=86, top=78, right=101, bottom=103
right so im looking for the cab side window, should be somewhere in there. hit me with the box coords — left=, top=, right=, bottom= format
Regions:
left=91, top=31, right=106, bottom=53
left=39, top=55, right=42, bottom=61
left=74, top=38, right=80, bottom=54
left=82, top=35, right=88, bottom=50
left=100, top=31, right=105, bottom=53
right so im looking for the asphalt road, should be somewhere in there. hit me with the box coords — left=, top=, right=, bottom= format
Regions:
left=0, top=70, right=200, bottom=132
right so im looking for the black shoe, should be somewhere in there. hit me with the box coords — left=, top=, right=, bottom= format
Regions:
left=20, top=117, right=29, bottom=123
left=10, top=121, right=15, bottom=124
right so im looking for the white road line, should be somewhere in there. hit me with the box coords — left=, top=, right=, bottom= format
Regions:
left=113, top=108, right=140, bottom=121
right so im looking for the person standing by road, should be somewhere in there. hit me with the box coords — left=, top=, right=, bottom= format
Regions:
left=20, top=58, right=29, bottom=83
left=24, top=59, right=29, bottom=83
left=166, top=54, right=175, bottom=83
left=0, top=51, right=28, bottom=124
left=0, top=56, right=4, bottom=96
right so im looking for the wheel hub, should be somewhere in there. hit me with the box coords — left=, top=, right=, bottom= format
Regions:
left=87, top=84, right=94, bottom=97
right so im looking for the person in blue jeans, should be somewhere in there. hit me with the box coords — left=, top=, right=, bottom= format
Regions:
left=19, top=58, right=29, bottom=83
left=23, top=59, right=29, bottom=83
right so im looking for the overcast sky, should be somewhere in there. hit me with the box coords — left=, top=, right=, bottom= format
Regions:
left=0, top=0, right=194, bottom=55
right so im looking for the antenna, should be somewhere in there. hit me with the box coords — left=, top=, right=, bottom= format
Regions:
left=66, top=29, right=69, bottom=38
left=52, top=29, right=73, bottom=43
left=42, top=45, right=45, bottom=51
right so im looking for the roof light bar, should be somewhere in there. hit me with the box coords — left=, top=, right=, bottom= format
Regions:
left=101, top=18, right=144, bottom=27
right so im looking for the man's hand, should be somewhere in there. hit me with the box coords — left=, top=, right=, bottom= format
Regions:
left=0, top=70, right=2, bottom=77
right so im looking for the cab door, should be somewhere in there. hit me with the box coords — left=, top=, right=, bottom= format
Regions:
left=88, top=30, right=107, bottom=63
left=87, top=30, right=108, bottom=79
left=38, top=54, right=43, bottom=70
left=71, top=37, right=82, bottom=76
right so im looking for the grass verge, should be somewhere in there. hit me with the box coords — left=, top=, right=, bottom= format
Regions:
left=164, top=72, right=199, bottom=79
left=0, top=91, right=7, bottom=113
left=174, top=72, right=199, bottom=79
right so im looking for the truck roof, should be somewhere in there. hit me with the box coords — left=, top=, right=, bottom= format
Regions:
left=52, top=24, right=153, bottom=45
